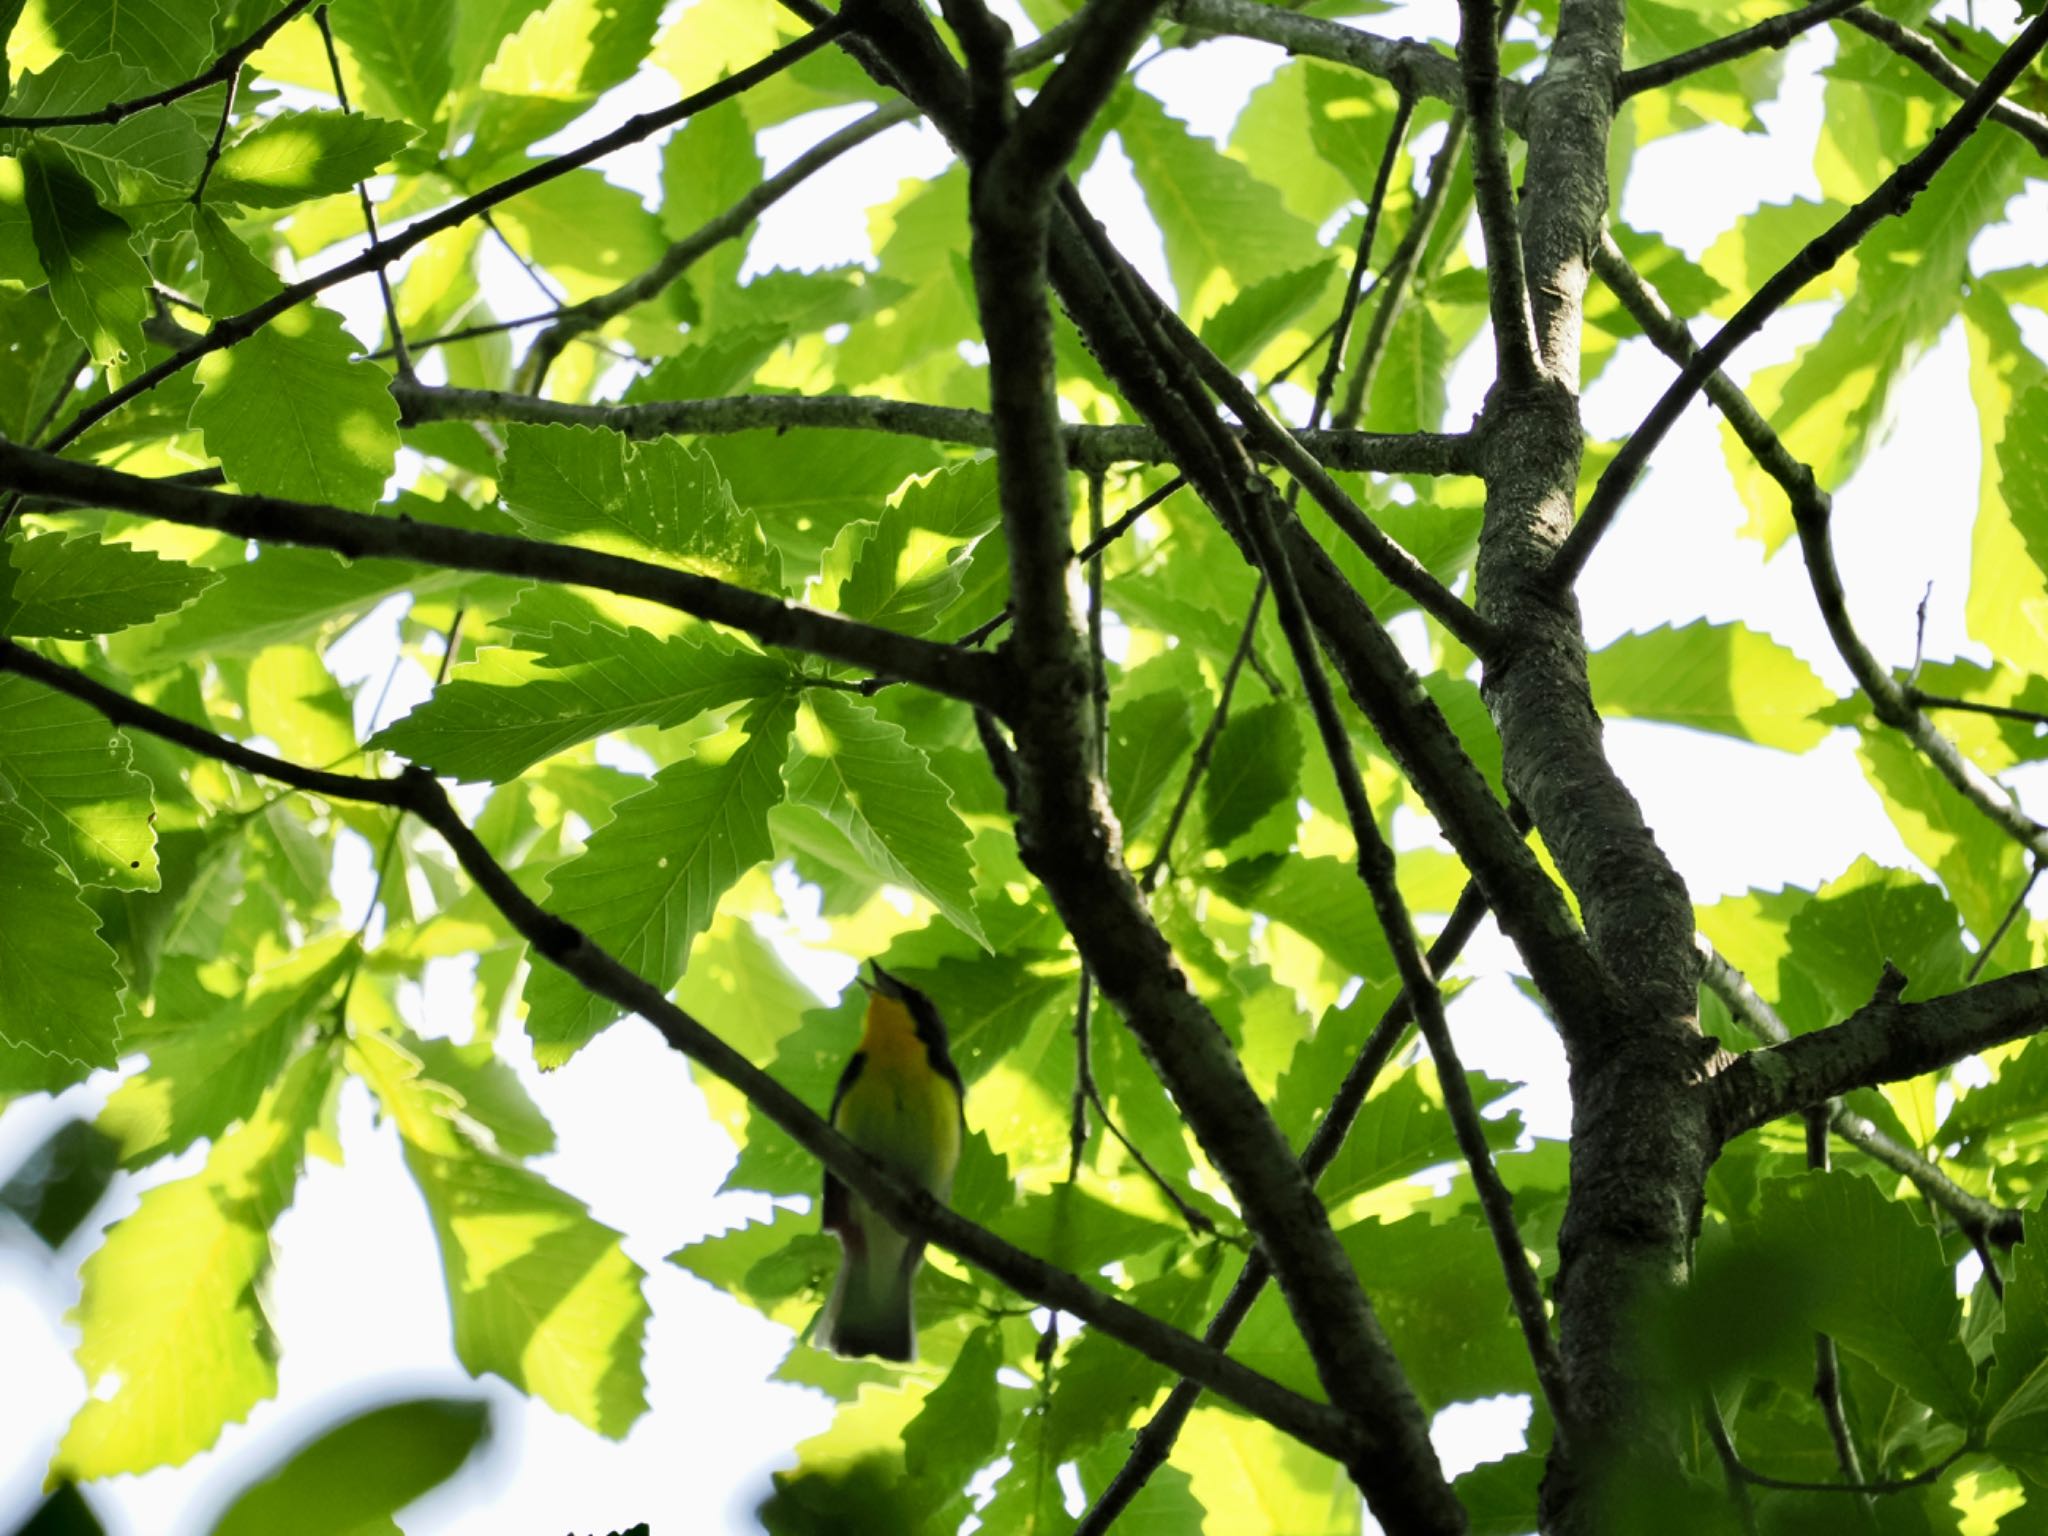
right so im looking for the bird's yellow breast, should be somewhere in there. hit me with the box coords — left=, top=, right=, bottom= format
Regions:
left=835, top=996, right=962, bottom=1195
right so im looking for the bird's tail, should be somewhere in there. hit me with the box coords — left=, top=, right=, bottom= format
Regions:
left=820, top=1223, right=921, bottom=1361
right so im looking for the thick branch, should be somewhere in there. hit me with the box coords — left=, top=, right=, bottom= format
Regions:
left=0, top=639, right=1360, bottom=1460
left=0, top=442, right=1005, bottom=708
left=392, top=380, right=1475, bottom=476
left=1699, top=941, right=2024, bottom=1246
left=1555, top=6, right=2048, bottom=586
left=42, top=20, right=849, bottom=456
left=1711, top=968, right=2048, bottom=1138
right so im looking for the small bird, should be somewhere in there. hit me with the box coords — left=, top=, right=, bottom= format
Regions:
left=817, top=962, right=965, bottom=1361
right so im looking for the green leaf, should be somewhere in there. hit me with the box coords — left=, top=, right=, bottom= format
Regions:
left=53, top=1044, right=335, bottom=1480
left=206, top=111, right=416, bottom=209
left=98, top=936, right=354, bottom=1167
left=1587, top=621, right=1836, bottom=751
left=373, top=617, right=791, bottom=782
left=901, top=1324, right=1003, bottom=1488
left=0, top=531, right=217, bottom=639
left=0, top=795, right=122, bottom=1067
left=822, top=459, right=1004, bottom=637
left=658, top=96, right=760, bottom=318
left=1454, top=1453, right=1545, bottom=1536
left=499, top=423, right=777, bottom=589
left=22, top=146, right=147, bottom=368
left=786, top=691, right=986, bottom=947
left=467, top=0, right=666, bottom=160
left=523, top=699, right=796, bottom=1066
left=711, top=428, right=943, bottom=570
left=40, top=0, right=220, bottom=84
left=1198, top=261, right=1336, bottom=372
left=1855, top=726, right=2029, bottom=945
left=1107, top=687, right=1195, bottom=844
left=190, top=211, right=401, bottom=510
left=1202, top=700, right=1303, bottom=851
left=487, top=167, right=671, bottom=305
left=329, top=0, right=459, bottom=130
left=2, top=56, right=207, bottom=208
left=1986, top=1230, right=2048, bottom=1480
left=0, top=288, right=74, bottom=439
left=0, top=672, right=158, bottom=890
left=399, top=1034, right=557, bottom=1159
left=1118, top=90, right=1321, bottom=325
left=1963, top=288, right=2048, bottom=679
left=1201, top=855, right=1393, bottom=978
left=1756, top=1170, right=1976, bottom=1423
left=208, top=1397, right=491, bottom=1536
left=1045, top=1259, right=1221, bottom=1459
left=1314, top=1067, right=1523, bottom=1209
left=135, top=544, right=464, bottom=666
left=1784, top=858, right=1971, bottom=1024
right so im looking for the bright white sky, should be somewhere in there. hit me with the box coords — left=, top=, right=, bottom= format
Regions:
left=4, top=1, right=2047, bottom=1532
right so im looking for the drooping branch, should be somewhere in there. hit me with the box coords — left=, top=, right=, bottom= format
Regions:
left=1698, top=941, right=2024, bottom=1247
left=1590, top=234, right=2048, bottom=872
left=0, top=442, right=1006, bottom=708
left=1838, top=8, right=2048, bottom=158
left=0, top=0, right=317, bottom=127
left=0, top=638, right=1363, bottom=1462
left=1554, top=6, right=2048, bottom=586
left=41, top=21, right=851, bottom=457
left=391, top=380, right=1477, bottom=476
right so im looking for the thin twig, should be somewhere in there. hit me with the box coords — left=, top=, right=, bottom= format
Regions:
left=1336, top=113, right=1467, bottom=429
left=336, top=608, right=466, bottom=1022
left=1805, top=1093, right=1875, bottom=1511
left=1906, top=689, right=2048, bottom=729
left=1733, top=1446, right=1966, bottom=1495
left=189, top=64, right=242, bottom=206
left=1704, top=1398, right=1763, bottom=1536
left=359, top=311, right=562, bottom=363
left=1968, top=862, right=2042, bottom=984
left=1140, top=583, right=1265, bottom=890
left=1168, top=305, right=1572, bottom=1433
left=1617, top=0, right=1863, bottom=99
left=0, top=439, right=1007, bottom=707
left=316, top=4, right=412, bottom=378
